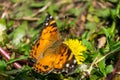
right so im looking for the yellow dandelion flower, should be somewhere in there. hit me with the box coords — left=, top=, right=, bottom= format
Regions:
left=64, top=39, right=87, bottom=64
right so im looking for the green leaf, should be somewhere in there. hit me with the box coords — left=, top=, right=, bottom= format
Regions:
left=116, top=2, right=120, bottom=18
left=0, top=19, right=6, bottom=25
left=87, top=14, right=100, bottom=23
left=105, top=65, right=113, bottom=74
left=11, top=0, right=21, bottom=3
left=36, top=15, right=46, bottom=25
left=107, top=21, right=116, bottom=39
left=100, top=27, right=110, bottom=38
left=0, top=60, right=7, bottom=71
left=11, top=21, right=27, bottom=46
left=30, top=2, right=45, bottom=8
left=108, top=0, right=118, bottom=3
left=82, top=39, right=93, bottom=51
left=0, top=24, right=7, bottom=45
left=85, top=22, right=97, bottom=33
left=68, top=8, right=82, bottom=16
left=111, top=9, right=117, bottom=19
left=90, top=75, right=98, bottom=80
left=112, top=41, right=120, bottom=49
left=94, top=8, right=110, bottom=18
left=7, top=55, right=28, bottom=65
left=7, top=21, right=14, bottom=28
left=47, top=4, right=59, bottom=15
left=98, top=59, right=106, bottom=77
left=19, top=43, right=30, bottom=55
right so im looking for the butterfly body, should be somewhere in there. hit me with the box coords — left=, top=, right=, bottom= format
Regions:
left=30, top=14, right=77, bottom=75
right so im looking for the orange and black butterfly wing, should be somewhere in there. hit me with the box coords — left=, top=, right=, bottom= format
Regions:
left=30, top=14, right=60, bottom=60
left=30, top=14, right=61, bottom=74
left=33, top=40, right=61, bottom=74
left=30, top=14, right=77, bottom=74
left=53, top=43, right=78, bottom=74
left=33, top=43, right=77, bottom=74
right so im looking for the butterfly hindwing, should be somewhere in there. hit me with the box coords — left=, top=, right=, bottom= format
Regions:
left=34, top=43, right=77, bottom=74
left=53, top=43, right=77, bottom=74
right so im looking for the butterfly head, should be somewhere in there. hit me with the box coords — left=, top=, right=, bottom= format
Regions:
left=43, top=14, right=54, bottom=27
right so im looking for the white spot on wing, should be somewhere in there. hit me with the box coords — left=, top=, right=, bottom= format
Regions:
left=46, top=17, right=49, bottom=20
left=73, top=60, right=77, bottom=64
left=45, top=23, right=48, bottom=26
left=71, top=65, right=74, bottom=68
left=62, top=69, right=65, bottom=72
left=65, top=69, right=68, bottom=73
left=50, top=15, right=52, bottom=19
left=66, top=63, right=70, bottom=67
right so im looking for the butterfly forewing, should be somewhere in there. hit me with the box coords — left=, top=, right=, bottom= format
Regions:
left=30, top=14, right=60, bottom=60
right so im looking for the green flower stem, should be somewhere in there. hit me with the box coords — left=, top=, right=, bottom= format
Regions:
left=95, top=46, right=120, bottom=64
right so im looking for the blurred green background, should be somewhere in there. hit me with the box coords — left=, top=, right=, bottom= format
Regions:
left=0, top=0, right=120, bottom=80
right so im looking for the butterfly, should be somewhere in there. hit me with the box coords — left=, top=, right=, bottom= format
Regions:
left=30, top=14, right=78, bottom=75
